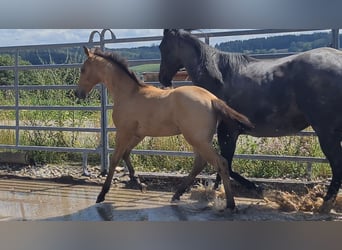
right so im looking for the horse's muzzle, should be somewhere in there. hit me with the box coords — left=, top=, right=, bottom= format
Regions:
left=74, top=89, right=87, bottom=99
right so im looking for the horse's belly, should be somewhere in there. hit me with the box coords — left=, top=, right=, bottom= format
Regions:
left=137, top=121, right=181, bottom=137
left=245, top=113, right=309, bottom=137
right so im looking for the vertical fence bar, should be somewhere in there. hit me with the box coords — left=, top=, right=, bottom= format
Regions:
left=98, top=29, right=117, bottom=176
left=87, top=29, right=111, bottom=175
left=14, top=48, right=20, bottom=146
left=332, top=29, right=340, bottom=49
left=205, top=35, right=209, bottom=45
left=100, top=32, right=109, bottom=175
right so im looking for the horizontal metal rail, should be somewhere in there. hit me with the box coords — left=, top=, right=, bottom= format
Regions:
left=0, top=28, right=337, bottom=176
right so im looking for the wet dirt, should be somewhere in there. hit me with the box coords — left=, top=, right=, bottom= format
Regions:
left=0, top=178, right=342, bottom=221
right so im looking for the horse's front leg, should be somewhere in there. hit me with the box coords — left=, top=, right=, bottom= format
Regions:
left=96, top=132, right=135, bottom=203
left=96, top=148, right=126, bottom=203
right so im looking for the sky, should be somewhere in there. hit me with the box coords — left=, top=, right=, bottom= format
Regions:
left=0, top=29, right=255, bottom=48
left=0, top=29, right=164, bottom=48
left=0, top=29, right=326, bottom=49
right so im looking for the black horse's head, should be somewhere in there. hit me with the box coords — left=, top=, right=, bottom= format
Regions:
left=159, top=29, right=186, bottom=87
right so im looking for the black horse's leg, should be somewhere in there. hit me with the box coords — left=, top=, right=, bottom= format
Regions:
left=216, top=122, right=259, bottom=191
left=314, top=130, right=342, bottom=213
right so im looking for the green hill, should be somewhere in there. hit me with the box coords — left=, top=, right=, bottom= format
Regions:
left=4, top=31, right=340, bottom=67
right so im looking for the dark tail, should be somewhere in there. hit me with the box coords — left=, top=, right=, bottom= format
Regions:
left=212, top=99, right=254, bottom=128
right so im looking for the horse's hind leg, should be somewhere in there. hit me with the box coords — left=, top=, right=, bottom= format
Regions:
left=172, top=152, right=206, bottom=201
left=216, top=122, right=260, bottom=192
left=315, top=131, right=342, bottom=213
left=191, top=143, right=235, bottom=210
left=123, top=149, right=146, bottom=192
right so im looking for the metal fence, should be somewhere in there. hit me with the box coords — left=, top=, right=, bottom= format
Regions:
left=0, top=29, right=338, bottom=176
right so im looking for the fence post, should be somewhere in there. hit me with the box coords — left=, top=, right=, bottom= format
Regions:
left=82, top=152, right=89, bottom=176
left=306, top=162, right=312, bottom=180
left=98, top=29, right=117, bottom=176
left=99, top=33, right=109, bottom=176
left=331, top=29, right=340, bottom=49
left=87, top=30, right=110, bottom=176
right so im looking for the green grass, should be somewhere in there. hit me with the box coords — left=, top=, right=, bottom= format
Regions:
left=0, top=65, right=332, bottom=180
left=130, top=64, right=160, bottom=73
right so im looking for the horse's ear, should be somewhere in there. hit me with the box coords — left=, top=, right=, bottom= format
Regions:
left=83, top=46, right=90, bottom=57
left=164, top=29, right=180, bottom=36
left=163, top=29, right=169, bottom=35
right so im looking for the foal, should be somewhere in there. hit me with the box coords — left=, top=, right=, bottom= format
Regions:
left=75, top=47, right=254, bottom=210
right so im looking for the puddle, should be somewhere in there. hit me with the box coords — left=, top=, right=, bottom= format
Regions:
left=0, top=178, right=341, bottom=221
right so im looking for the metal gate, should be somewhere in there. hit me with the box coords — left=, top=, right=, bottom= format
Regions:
left=0, top=29, right=338, bottom=176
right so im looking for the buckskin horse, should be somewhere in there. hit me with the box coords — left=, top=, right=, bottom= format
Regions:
left=159, top=29, right=342, bottom=213
left=75, top=47, right=254, bottom=210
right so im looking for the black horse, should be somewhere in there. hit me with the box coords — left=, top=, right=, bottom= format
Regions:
left=159, top=29, right=342, bottom=213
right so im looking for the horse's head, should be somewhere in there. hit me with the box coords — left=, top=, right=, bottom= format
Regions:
left=159, top=29, right=185, bottom=87
left=75, top=46, right=102, bottom=99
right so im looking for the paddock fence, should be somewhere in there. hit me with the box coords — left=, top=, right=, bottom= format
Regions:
left=0, top=29, right=339, bottom=177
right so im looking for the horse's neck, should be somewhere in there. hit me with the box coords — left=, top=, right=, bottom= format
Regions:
left=103, top=66, right=140, bottom=102
left=180, top=42, right=203, bottom=80
left=181, top=40, right=220, bottom=82
left=181, top=40, right=253, bottom=86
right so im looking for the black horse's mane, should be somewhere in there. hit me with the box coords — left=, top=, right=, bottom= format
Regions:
left=93, top=48, right=147, bottom=87
left=175, top=30, right=255, bottom=75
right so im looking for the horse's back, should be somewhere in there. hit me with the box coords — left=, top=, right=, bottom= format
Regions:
left=172, top=85, right=218, bottom=101
left=292, top=47, right=342, bottom=72
left=168, top=85, right=219, bottom=138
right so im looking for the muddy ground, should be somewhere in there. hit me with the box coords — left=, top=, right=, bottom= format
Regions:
left=0, top=163, right=342, bottom=221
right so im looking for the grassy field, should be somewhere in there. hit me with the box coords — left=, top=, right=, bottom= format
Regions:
left=130, top=64, right=160, bottom=73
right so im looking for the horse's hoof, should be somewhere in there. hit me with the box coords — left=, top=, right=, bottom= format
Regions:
left=96, top=194, right=105, bottom=203
left=226, top=202, right=237, bottom=211
left=224, top=206, right=238, bottom=214
left=318, top=199, right=334, bottom=214
left=140, top=183, right=147, bottom=193
left=213, top=183, right=220, bottom=190
left=254, top=185, right=264, bottom=198
left=171, top=195, right=180, bottom=203
left=99, top=170, right=108, bottom=177
left=82, top=169, right=91, bottom=177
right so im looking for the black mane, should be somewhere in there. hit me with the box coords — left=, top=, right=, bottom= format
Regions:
left=175, top=30, right=255, bottom=83
left=93, top=48, right=146, bottom=87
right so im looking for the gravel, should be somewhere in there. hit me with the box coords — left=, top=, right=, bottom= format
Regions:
left=0, top=163, right=108, bottom=185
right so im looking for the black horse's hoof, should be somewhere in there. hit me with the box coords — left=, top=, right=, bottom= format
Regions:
left=96, top=194, right=105, bottom=203
left=254, top=185, right=264, bottom=198
left=318, top=199, right=334, bottom=214
left=213, top=182, right=220, bottom=190
left=171, top=194, right=180, bottom=203
left=225, top=206, right=238, bottom=214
